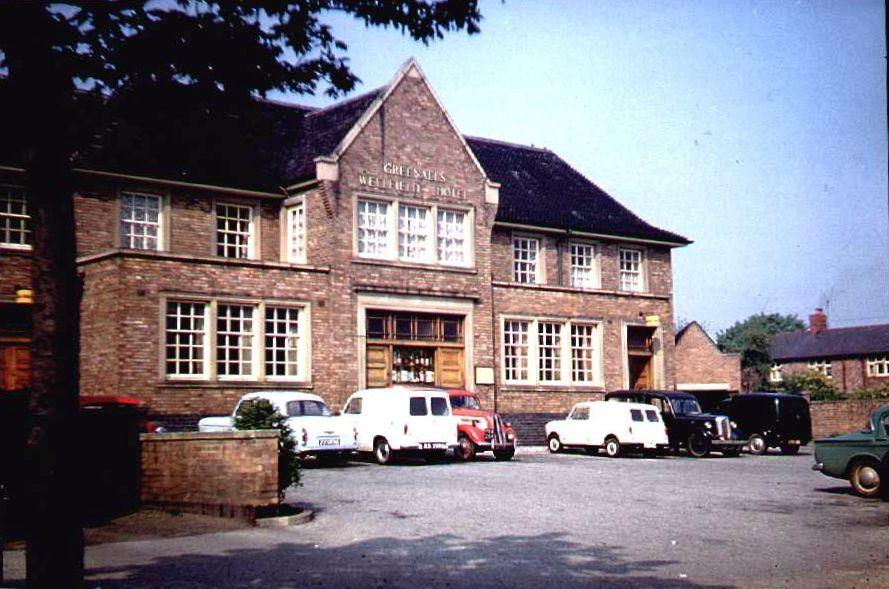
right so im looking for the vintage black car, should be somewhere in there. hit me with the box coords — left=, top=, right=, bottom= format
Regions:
left=718, top=392, right=812, bottom=455
left=604, top=390, right=745, bottom=457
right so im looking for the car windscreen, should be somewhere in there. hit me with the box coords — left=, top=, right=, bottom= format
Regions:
left=670, top=398, right=702, bottom=416
left=286, top=400, right=330, bottom=417
left=450, top=395, right=480, bottom=410
left=645, top=410, right=659, bottom=422
left=430, top=397, right=449, bottom=416
left=409, top=397, right=428, bottom=416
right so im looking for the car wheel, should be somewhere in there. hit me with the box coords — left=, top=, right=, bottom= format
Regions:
left=374, top=437, right=394, bottom=465
left=494, top=446, right=516, bottom=461
left=604, top=436, right=621, bottom=458
left=455, top=435, right=476, bottom=462
left=849, top=458, right=883, bottom=498
left=780, top=444, right=800, bottom=455
left=547, top=434, right=562, bottom=453
left=687, top=433, right=710, bottom=458
left=748, top=434, right=768, bottom=455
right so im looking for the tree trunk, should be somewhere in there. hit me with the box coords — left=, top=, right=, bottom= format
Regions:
left=1, top=5, right=85, bottom=587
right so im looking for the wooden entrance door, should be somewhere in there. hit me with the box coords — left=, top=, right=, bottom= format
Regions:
left=1, top=338, right=32, bottom=392
left=366, top=345, right=390, bottom=388
left=438, top=348, right=464, bottom=388
left=628, top=355, right=652, bottom=389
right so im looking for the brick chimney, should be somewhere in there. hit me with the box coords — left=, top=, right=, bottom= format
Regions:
left=809, top=308, right=827, bottom=334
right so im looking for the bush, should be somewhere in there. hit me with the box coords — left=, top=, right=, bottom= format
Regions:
left=234, top=399, right=300, bottom=499
left=780, top=370, right=842, bottom=401
left=848, top=382, right=889, bottom=401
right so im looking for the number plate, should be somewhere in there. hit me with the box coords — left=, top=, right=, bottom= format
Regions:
left=419, top=442, right=446, bottom=450
left=318, top=437, right=340, bottom=446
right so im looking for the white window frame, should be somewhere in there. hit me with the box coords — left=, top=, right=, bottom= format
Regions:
left=808, top=359, right=832, bottom=378
left=283, top=200, right=307, bottom=264
left=512, top=234, right=542, bottom=284
left=397, top=203, right=432, bottom=262
left=215, top=201, right=257, bottom=259
left=436, top=208, right=470, bottom=266
left=265, top=305, right=308, bottom=382
left=502, top=319, right=531, bottom=383
left=216, top=303, right=259, bottom=381
left=119, top=190, right=165, bottom=251
left=867, top=356, right=889, bottom=377
left=0, top=184, right=31, bottom=250
left=164, top=300, right=211, bottom=380
left=619, top=247, right=645, bottom=292
left=569, top=240, right=599, bottom=289
left=570, top=323, right=601, bottom=384
left=163, top=297, right=310, bottom=383
left=500, top=316, right=603, bottom=387
left=354, top=195, right=473, bottom=267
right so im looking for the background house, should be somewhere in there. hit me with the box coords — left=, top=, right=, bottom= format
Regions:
left=674, top=321, right=741, bottom=410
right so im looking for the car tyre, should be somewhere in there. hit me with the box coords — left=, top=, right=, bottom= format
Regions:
left=849, top=458, right=883, bottom=498
left=779, top=444, right=800, bottom=455
left=494, top=446, right=516, bottom=461
left=374, top=437, right=394, bottom=465
left=748, top=434, right=768, bottom=455
left=547, top=434, right=562, bottom=453
left=604, top=436, right=621, bottom=458
left=455, top=435, right=476, bottom=462
left=687, top=433, right=710, bottom=458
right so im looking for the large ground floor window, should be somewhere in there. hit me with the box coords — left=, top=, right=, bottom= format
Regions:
left=164, top=298, right=309, bottom=382
left=501, top=317, right=603, bottom=386
left=365, top=310, right=465, bottom=388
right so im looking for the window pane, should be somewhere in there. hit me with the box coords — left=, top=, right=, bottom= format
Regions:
left=265, top=306, right=301, bottom=378
left=619, top=249, right=642, bottom=292
left=430, top=397, right=449, bottom=416
left=503, top=320, right=530, bottom=381
left=513, top=237, right=539, bottom=284
left=571, top=324, right=598, bottom=384
left=645, top=410, right=659, bottom=422
left=357, top=200, right=389, bottom=257
left=409, top=397, right=428, bottom=416
left=538, top=322, right=562, bottom=382
left=437, top=209, right=466, bottom=264
left=631, top=409, right=644, bottom=422
left=0, top=186, right=32, bottom=247
left=570, top=243, right=596, bottom=288
left=165, top=301, right=207, bottom=376
left=398, top=204, right=430, bottom=261
left=120, top=192, right=162, bottom=251
left=217, top=304, right=255, bottom=377
left=288, top=204, right=306, bottom=263
left=216, top=203, right=252, bottom=258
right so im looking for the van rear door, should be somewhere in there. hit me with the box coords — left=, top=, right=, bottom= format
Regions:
left=634, top=407, right=668, bottom=447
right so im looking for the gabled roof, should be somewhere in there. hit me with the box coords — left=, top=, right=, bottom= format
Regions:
left=771, top=324, right=889, bottom=361
left=676, top=321, right=712, bottom=344
left=466, top=136, right=690, bottom=245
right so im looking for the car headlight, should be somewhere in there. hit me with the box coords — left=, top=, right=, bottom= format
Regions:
left=704, top=422, right=712, bottom=429
left=506, top=432, right=515, bottom=441
left=730, top=421, right=738, bottom=429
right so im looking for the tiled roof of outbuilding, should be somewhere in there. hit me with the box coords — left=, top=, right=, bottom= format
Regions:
left=465, top=136, right=690, bottom=245
left=771, top=324, right=889, bottom=361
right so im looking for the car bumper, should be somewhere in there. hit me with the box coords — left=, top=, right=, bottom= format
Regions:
left=812, top=462, right=824, bottom=471
left=711, top=439, right=747, bottom=448
left=299, top=443, right=357, bottom=455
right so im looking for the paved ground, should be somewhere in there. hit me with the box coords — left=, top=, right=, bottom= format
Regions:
left=4, top=448, right=889, bottom=588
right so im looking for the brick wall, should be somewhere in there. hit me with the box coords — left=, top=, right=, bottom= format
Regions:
left=809, top=400, right=887, bottom=438
left=779, top=359, right=889, bottom=393
left=140, top=430, right=279, bottom=513
left=674, top=322, right=741, bottom=391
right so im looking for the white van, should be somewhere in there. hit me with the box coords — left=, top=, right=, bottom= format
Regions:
left=545, top=401, right=669, bottom=457
left=340, top=387, right=459, bottom=465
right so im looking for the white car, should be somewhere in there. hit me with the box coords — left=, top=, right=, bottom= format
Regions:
left=198, top=391, right=357, bottom=458
left=545, top=401, right=669, bottom=457
left=339, top=386, right=459, bottom=465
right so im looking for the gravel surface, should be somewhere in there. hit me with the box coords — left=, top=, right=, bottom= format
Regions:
left=3, top=448, right=888, bottom=588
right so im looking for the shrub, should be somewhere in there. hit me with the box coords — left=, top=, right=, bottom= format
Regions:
left=234, top=399, right=300, bottom=499
left=848, top=382, right=889, bottom=401
left=780, top=370, right=842, bottom=401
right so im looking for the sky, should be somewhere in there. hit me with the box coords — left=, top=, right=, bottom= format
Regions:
left=268, top=0, right=889, bottom=337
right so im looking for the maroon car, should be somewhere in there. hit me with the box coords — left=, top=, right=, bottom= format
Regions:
left=448, top=389, right=517, bottom=461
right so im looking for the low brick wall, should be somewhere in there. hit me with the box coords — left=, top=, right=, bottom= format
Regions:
left=504, top=413, right=562, bottom=446
left=140, top=430, right=279, bottom=518
left=810, top=400, right=887, bottom=439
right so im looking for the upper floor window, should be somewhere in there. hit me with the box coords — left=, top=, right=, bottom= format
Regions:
left=120, top=191, right=163, bottom=250
left=569, top=242, right=597, bottom=288
left=286, top=203, right=306, bottom=263
left=356, top=198, right=471, bottom=266
left=769, top=363, right=783, bottom=383
left=0, top=185, right=30, bottom=249
left=867, top=356, right=889, bottom=377
left=619, top=248, right=643, bottom=292
left=808, top=359, right=832, bottom=378
left=398, top=204, right=430, bottom=261
left=216, top=203, right=254, bottom=259
left=513, top=236, right=540, bottom=284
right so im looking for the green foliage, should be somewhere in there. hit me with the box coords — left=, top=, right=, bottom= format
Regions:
left=779, top=370, right=842, bottom=401
left=716, top=313, right=805, bottom=388
left=848, top=382, right=889, bottom=401
left=234, top=399, right=300, bottom=499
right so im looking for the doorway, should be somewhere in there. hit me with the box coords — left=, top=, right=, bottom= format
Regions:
left=626, top=325, right=656, bottom=390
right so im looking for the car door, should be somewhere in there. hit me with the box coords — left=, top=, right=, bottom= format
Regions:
left=650, top=396, right=679, bottom=446
left=428, top=395, right=456, bottom=446
left=562, top=405, right=589, bottom=445
left=341, top=395, right=365, bottom=449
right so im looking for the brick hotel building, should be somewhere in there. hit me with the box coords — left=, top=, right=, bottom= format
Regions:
left=0, top=60, right=690, bottom=431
